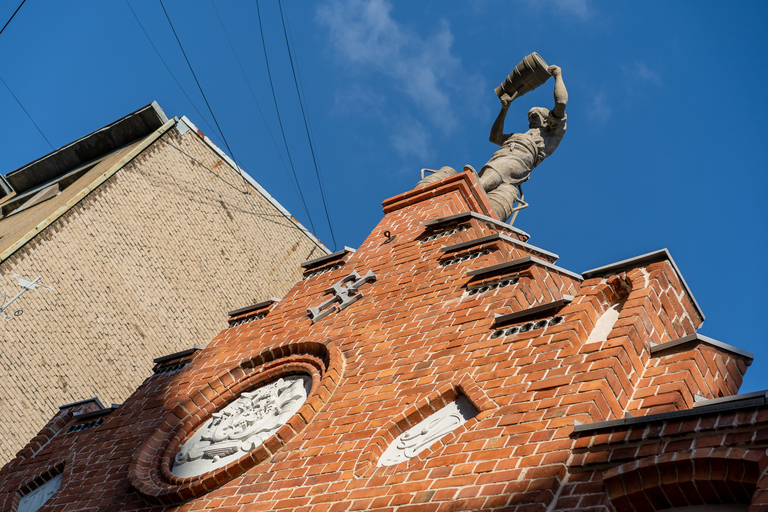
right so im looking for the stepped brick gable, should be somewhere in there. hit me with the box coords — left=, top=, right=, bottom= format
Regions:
left=1, top=171, right=765, bottom=511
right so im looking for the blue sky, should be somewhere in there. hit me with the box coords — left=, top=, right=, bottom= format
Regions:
left=1, top=1, right=766, bottom=392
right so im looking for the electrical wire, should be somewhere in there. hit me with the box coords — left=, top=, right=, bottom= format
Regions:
left=0, top=1, right=50, bottom=149
left=158, top=0, right=249, bottom=191
left=0, top=0, right=26, bottom=38
left=254, top=0, right=316, bottom=234
left=209, top=0, right=303, bottom=206
left=277, top=0, right=336, bottom=249
left=124, top=0, right=220, bottom=145
left=157, top=137, right=326, bottom=253
left=0, top=75, right=53, bottom=149
left=282, top=4, right=316, bottom=147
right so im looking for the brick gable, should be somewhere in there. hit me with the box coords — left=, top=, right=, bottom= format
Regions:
left=1, top=171, right=763, bottom=511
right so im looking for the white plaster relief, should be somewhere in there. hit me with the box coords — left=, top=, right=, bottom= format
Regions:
left=172, top=375, right=311, bottom=478
left=585, top=302, right=623, bottom=345
left=307, top=270, right=377, bottom=323
left=378, top=395, right=478, bottom=467
left=18, top=472, right=62, bottom=512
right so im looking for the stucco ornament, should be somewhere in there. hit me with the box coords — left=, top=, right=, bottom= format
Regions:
left=378, top=395, right=478, bottom=467
left=307, top=270, right=377, bottom=323
left=172, top=375, right=311, bottom=478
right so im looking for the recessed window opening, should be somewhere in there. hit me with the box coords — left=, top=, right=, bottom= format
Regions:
left=490, top=315, right=564, bottom=339
left=421, top=224, right=468, bottom=243
left=441, top=249, right=492, bottom=267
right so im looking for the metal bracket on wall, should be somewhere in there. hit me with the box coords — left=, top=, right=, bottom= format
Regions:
left=0, top=274, right=53, bottom=322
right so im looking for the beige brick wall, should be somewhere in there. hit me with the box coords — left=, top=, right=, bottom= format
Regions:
left=0, top=125, right=325, bottom=462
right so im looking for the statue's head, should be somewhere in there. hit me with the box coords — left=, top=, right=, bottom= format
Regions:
left=528, top=107, right=550, bottom=129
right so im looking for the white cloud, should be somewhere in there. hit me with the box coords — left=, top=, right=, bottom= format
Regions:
left=332, top=83, right=383, bottom=117
left=588, top=91, right=611, bottom=124
left=622, top=62, right=662, bottom=87
left=513, top=0, right=595, bottom=22
left=317, top=0, right=461, bottom=131
left=553, top=0, right=593, bottom=21
left=390, top=116, right=432, bottom=161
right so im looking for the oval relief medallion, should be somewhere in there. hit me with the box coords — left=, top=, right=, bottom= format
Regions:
left=129, top=341, right=344, bottom=505
left=172, top=375, right=311, bottom=478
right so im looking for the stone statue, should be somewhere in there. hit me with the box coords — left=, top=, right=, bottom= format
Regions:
left=471, top=56, right=568, bottom=221
left=415, top=53, right=568, bottom=223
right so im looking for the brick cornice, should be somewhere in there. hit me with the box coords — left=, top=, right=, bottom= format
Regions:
left=381, top=171, right=495, bottom=218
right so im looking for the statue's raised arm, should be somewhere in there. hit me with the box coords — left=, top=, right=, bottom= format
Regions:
left=548, top=65, right=567, bottom=119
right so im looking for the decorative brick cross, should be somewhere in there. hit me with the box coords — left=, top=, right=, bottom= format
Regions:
left=307, top=270, right=377, bottom=323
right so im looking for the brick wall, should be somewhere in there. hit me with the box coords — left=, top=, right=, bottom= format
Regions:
left=0, top=171, right=763, bottom=511
left=0, top=124, right=325, bottom=463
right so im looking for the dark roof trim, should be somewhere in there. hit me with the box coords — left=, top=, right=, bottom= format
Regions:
left=73, top=404, right=119, bottom=420
left=468, top=255, right=535, bottom=276
left=441, top=233, right=558, bottom=262
left=5, top=102, right=168, bottom=194
left=228, top=297, right=281, bottom=317
left=573, top=390, right=768, bottom=434
left=441, top=233, right=500, bottom=253
left=468, top=255, right=582, bottom=282
left=301, top=246, right=355, bottom=270
left=0, top=175, right=12, bottom=200
left=693, top=390, right=766, bottom=408
left=493, top=296, right=574, bottom=327
left=581, top=248, right=704, bottom=322
left=651, top=333, right=753, bottom=363
left=59, top=397, right=104, bottom=410
left=421, top=211, right=530, bottom=240
left=153, top=344, right=206, bottom=364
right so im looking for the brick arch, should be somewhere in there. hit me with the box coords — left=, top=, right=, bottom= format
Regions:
left=746, top=461, right=768, bottom=508
left=6, top=462, right=66, bottom=512
left=128, top=340, right=344, bottom=505
left=353, top=373, right=496, bottom=478
left=603, top=448, right=766, bottom=511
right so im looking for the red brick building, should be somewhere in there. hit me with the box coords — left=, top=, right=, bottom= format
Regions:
left=1, top=171, right=765, bottom=511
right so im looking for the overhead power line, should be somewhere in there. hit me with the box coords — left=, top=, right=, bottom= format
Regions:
left=125, top=0, right=220, bottom=144
left=0, top=0, right=26, bottom=38
left=158, top=0, right=249, bottom=191
left=277, top=0, right=337, bottom=249
left=209, top=0, right=304, bottom=207
left=0, top=1, right=51, bottom=150
left=0, top=75, right=53, bottom=149
left=254, top=0, right=316, bottom=234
